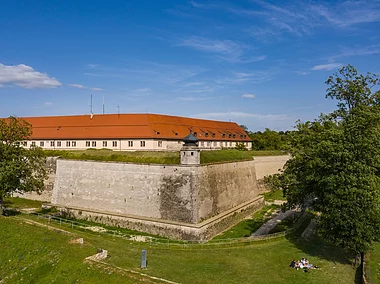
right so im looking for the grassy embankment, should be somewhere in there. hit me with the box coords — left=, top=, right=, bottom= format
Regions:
left=0, top=198, right=358, bottom=284
left=43, top=149, right=286, bottom=164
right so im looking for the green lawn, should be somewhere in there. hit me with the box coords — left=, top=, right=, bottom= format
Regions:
left=212, top=205, right=279, bottom=239
left=0, top=213, right=358, bottom=284
left=261, top=190, right=287, bottom=202
left=366, top=242, right=380, bottom=283
left=43, top=149, right=286, bottom=164
left=3, top=196, right=42, bottom=209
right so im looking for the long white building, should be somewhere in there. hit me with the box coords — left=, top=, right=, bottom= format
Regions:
left=18, top=113, right=252, bottom=151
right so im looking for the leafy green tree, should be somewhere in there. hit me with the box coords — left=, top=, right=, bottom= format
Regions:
left=250, top=128, right=290, bottom=150
left=281, top=65, right=380, bottom=262
left=0, top=117, right=47, bottom=213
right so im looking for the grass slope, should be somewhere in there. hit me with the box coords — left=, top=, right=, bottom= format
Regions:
left=43, top=149, right=286, bottom=165
left=0, top=213, right=358, bottom=284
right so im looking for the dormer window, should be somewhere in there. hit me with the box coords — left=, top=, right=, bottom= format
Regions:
left=205, top=133, right=209, bottom=137
left=222, top=134, right=225, bottom=138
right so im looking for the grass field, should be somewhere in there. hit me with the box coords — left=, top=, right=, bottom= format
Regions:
left=261, top=190, right=287, bottom=202
left=0, top=197, right=359, bottom=284
left=212, top=205, right=279, bottom=239
left=0, top=215, right=359, bottom=284
left=366, top=242, right=380, bottom=283
left=43, top=149, right=286, bottom=164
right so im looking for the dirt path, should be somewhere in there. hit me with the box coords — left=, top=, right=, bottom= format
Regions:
left=252, top=210, right=296, bottom=236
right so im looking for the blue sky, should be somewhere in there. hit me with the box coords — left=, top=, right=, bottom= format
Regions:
left=1, top=0, right=380, bottom=131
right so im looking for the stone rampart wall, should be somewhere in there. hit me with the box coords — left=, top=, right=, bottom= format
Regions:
left=14, top=157, right=58, bottom=202
left=52, top=159, right=258, bottom=225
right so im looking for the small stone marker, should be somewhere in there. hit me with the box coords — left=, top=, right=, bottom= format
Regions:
left=141, top=250, right=147, bottom=268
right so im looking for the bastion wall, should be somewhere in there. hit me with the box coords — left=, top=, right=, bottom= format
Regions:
left=51, top=159, right=258, bottom=224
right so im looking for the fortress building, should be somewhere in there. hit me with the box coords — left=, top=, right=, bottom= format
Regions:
left=18, top=113, right=252, bottom=151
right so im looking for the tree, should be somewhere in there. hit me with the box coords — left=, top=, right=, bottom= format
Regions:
left=280, top=65, right=380, bottom=262
left=0, top=117, right=47, bottom=213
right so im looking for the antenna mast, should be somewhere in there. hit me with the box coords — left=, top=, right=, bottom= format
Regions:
left=102, top=96, right=105, bottom=114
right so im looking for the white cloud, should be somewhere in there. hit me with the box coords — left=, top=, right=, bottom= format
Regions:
left=242, top=93, right=256, bottom=99
left=69, top=83, right=86, bottom=89
left=332, top=45, right=380, bottom=59
left=193, top=111, right=294, bottom=131
left=194, top=111, right=289, bottom=121
left=0, top=63, right=61, bottom=89
left=86, top=64, right=99, bottom=68
left=216, top=70, right=274, bottom=85
left=44, top=102, right=53, bottom=106
left=90, top=87, right=104, bottom=91
left=177, top=36, right=265, bottom=63
left=68, top=84, right=104, bottom=91
left=134, top=88, right=151, bottom=93
left=311, top=63, right=343, bottom=71
left=293, top=71, right=309, bottom=76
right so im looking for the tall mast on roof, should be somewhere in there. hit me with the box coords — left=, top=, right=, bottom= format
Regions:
left=102, top=96, right=105, bottom=114
left=90, top=94, right=93, bottom=119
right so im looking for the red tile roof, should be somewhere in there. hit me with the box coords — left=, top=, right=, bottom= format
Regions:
left=18, top=114, right=251, bottom=141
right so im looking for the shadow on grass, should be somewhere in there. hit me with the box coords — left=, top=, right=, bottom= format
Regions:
left=2, top=209, right=21, bottom=216
left=3, top=200, right=14, bottom=207
left=354, top=265, right=363, bottom=284
left=286, top=216, right=355, bottom=267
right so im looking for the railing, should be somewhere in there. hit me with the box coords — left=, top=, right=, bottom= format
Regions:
left=27, top=211, right=310, bottom=249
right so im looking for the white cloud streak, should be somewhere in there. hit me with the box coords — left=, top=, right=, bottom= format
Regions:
left=68, top=84, right=86, bottom=89
left=242, top=93, right=256, bottom=99
left=68, top=83, right=104, bottom=91
left=311, top=63, right=343, bottom=71
left=177, top=36, right=265, bottom=63
left=0, top=63, right=61, bottom=89
left=194, top=111, right=289, bottom=121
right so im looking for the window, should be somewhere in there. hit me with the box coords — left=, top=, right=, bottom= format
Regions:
left=31, top=141, right=36, bottom=146
left=220, top=142, right=223, bottom=147
left=205, top=133, right=209, bottom=137
left=193, top=132, right=197, bottom=137
left=207, top=141, right=211, bottom=146
left=230, top=142, right=232, bottom=147
left=92, top=141, right=96, bottom=147
left=72, top=141, right=76, bottom=147
left=40, top=141, right=44, bottom=147
left=128, top=141, right=133, bottom=147
left=158, top=141, right=162, bottom=147
left=103, top=141, right=107, bottom=147
left=140, top=141, right=145, bottom=147
left=66, top=141, right=71, bottom=147
left=50, top=141, right=55, bottom=147
left=112, top=141, right=117, bottom=147
left=213, top=141, right=217, bottom=146
left=222, top=134, right=225, bottom=138
left=200, top=141, right=204, bottom=147
left=86, top=141, right=90, bottom=147
left=191, top=152, right=194, bottom=156
left=57, top=141, right=61, bottom=147
left=22, top=141, right=27, bottom=146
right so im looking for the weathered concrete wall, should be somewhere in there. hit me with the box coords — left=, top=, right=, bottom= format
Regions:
left=57, top=196, right=264, bottom=241
left=197, top=160, right=258, bottom=221
left=253, top=155, right=289, bottom=180
left=14, top=157, right=58, bottom=202
left=52, top=160, right=198, bottom=223
left=52, top=159, right=258, bottom=226
left=254, top=155, right=289, bottom=192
